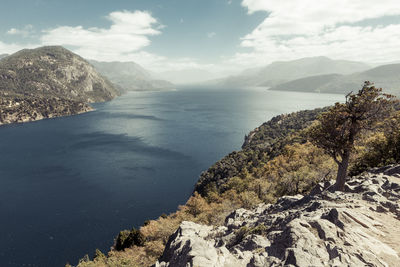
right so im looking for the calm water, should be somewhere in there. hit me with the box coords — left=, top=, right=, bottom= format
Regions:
left=0, top=87, right=343, bottom=266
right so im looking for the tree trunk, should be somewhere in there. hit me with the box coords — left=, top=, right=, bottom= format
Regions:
left=335, top=152, right=350, bottom=191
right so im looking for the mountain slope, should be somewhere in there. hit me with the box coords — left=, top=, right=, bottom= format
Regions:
left=90, top=60, right=174, bottom=91
left=0, top=54, right=8, bottom=60
left=0, top=46, right=119, bottom=125
left=270, top=63, right=400, bottom=95
left=269, top=73, right=344, bottom=93
left=212, top=57, right=370, bottom=87
left=0, top=46, right=119, bottom=102
left=156, top=166, right=400, bottom=266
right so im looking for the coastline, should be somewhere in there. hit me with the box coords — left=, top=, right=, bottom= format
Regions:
left=0, top=101, right=95, bottom=126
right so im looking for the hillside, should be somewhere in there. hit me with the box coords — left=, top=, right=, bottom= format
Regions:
left=268, top=74, right=343, bottom=93
left=211, top=57, right=370, bottom=88
left=71, top=99, right=400, bottom=267
left=195, top=108, right=328, bottom=196
left=0, top=54, right=8, bottom=60
left=270, top=64, right=400, bottom=95
left=156, top=166, right=400, bottom=266
left=0, top=46, right=119, bottom=125
left=90, top=60, right=174, bottom=91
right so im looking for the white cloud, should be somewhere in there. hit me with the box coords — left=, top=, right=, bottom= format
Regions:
left=7, top=25, right=34, bottom=37
left=0, top=10, right=223, bottom=76
left=40, top=10, right=161, bottom=61
left=0, top=41, right=37, bottom=54
left=207, top=32, right=216, bottom=38
left=233, top=0, right=400, bottom=67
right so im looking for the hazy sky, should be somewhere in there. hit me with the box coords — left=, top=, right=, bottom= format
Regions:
left=1, top=0, right=400, bottom=74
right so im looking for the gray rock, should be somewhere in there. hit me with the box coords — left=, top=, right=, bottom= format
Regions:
left=155, top=168, right=400, bottom=267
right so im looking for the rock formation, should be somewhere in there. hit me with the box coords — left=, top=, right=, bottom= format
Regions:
left=156, top=165, right=400, bottom=267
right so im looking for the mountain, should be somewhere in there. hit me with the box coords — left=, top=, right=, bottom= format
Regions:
left=0, top=46, right=119, bottom=125
left=269, top=73, right=344, bottom=93
left=0, top=54, right=8, bottom=60
left=158, top=69, right=224, bottom=84
left=156, top=166, right=400, bottom=266
left=270, top=63, right=400, bottom=95
left=211, top=56, right=370, bottom=87
left=89, top=60, right=174, bottom=91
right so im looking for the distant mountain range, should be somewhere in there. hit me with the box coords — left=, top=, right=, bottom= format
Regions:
left=270, top=63, right=400, bottom=95
left=203, top=56, right=400, bottom=95
left=210, top=56, right=371, bottom=88
left=0, top=46, right=119, bottom=125
left=89, top=60, right=174, bottom=91
left=158, top=69, right=225, bottom=84
left=0, top=54, right=8, bottom=60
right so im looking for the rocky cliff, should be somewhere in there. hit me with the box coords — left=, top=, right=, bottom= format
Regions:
left=155, top=165, right=400, bottom=267
left=0, top=46, right=119, bottom=125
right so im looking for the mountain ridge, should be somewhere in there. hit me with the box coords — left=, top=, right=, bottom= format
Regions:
left=89, top=60, right=175, bottom=91
left=207, top=56, right=370, bottom=88
left=270, top=63, right=400, bottom=95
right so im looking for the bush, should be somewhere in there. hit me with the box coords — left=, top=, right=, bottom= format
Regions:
left=114, top=228, right=145, bottom=251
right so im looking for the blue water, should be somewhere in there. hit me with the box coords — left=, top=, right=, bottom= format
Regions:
left=0, top=87, right=343, bottom=266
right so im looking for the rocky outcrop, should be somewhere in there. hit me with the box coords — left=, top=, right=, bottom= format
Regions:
left=156, top=165, right=400, bottom=267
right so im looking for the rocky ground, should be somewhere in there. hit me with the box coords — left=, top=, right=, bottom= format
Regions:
left=155, top=165, right=400, bottom=267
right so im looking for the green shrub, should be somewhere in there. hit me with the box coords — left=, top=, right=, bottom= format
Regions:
left=114, top=228, right=145, bottom=251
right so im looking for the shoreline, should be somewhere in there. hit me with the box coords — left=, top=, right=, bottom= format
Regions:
left=0, top=103, right=95, bottom=127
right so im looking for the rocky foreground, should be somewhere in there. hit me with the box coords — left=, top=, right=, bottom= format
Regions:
left=155, top=165, right=400, bottom=267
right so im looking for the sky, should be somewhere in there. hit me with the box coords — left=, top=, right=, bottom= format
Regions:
left=1, top=0, right=400, bottom=75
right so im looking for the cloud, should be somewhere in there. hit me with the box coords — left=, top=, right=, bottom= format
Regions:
left=0, top=41, right=37, bottom=54
left=0, top=10, right=222, bottom=75
left=233, top=0, right=400, bottom=66
left=40, top=10, right=161, bottom=61
left=7, top=25, right=34, bottom=37
left=207, top=32, right=216, bottom=38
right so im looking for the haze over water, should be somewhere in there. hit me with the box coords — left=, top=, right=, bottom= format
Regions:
left=0, top=87, right=343, bottom=266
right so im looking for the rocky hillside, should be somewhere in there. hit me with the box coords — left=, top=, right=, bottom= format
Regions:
left=0, top=46, right=119, bottom=125
left=156, top=165, right=400, bottom=267
left=195, top=108, right=328, bottom=196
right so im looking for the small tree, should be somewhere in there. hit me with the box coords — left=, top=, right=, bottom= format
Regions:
left=309, top=81, right=395, bottom=191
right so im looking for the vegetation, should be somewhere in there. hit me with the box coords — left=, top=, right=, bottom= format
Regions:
left=115, top=228, right=145, bottom=251
left=73, top=84, right=400, bottom=267
left=0, top=46, right=119, bottom=125
left=308, top=82, right=396, bottom=190
left=0, top=92, right=92, bottom=125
